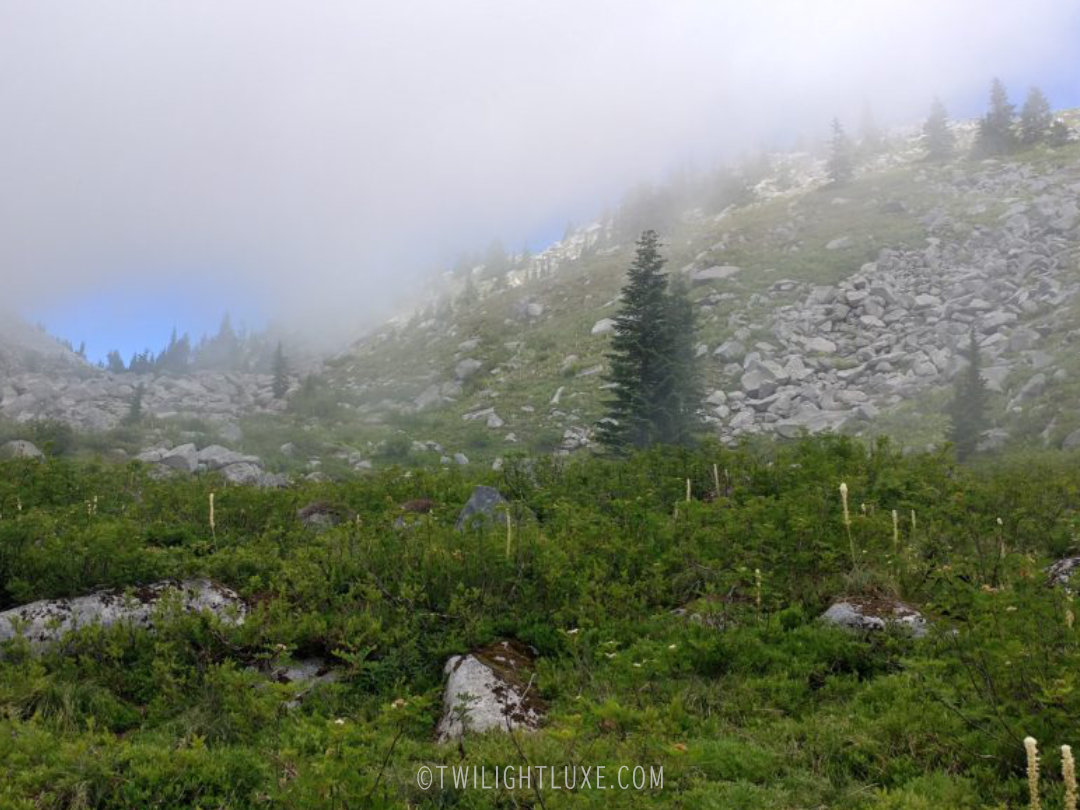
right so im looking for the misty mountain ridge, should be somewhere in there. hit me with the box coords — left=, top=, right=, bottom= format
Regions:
left=2, top=104, right=1079, bottom=467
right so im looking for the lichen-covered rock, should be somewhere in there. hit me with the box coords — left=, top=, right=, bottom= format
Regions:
left=274, top=658, right=339, bottom=708
left=1047, top=557, right=1080, bottom=587
left=820, top=597, right=928, bottom=637
left=196, top=444, right=261, bottom=471
left=0, top=440, right=43, bottom=460
left=0, top=579, right=246, bottom=652
left=455, top=485, right=508, bottom=531
left=455, top=487, right=536, bottom=532
left=671, top=593, right=755, bottom=630
left=220, top=462, right=288, bottom=488
left=436, top=640, right=544, bottom=742
left=590, top=318, right=616, bottom=335
left=454, top=358, right=482, bottom=381
left=297, top=500, right=356, bottom=530
left=160, top=443, right=199, bottom=473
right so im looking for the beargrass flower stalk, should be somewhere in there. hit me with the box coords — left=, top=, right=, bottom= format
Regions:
left=1025, top=736, right=1041, bottom=810
left=840, top=483, right=856, bottom=566
left=209, top=492, right=216, bottom=538
left=686, top=478, right=691, bottom=503
left=754, top=569, right=762, bottom=609
left=712, top=464, right=721, bottom=497
left=506, top=508, right=512, bottom=561
left=892, top=509, right=900, bottom=549
left=1064, top=744, right=1077, bottom=810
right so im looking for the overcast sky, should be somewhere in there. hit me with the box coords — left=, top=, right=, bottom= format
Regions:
left=2, top=0, right=1077, bottom=360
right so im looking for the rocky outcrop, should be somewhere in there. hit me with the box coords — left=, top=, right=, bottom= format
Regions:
left=454, top=485, right=536, bottom=530
left=706, top=161, right=1080, bottom=444
left=590, top=318, right=616, bottom=335
left=0, top=579, right=246, bottom=652
left=297, top=501, right=356, bottom=530
left=455, top=486, right=508, bottom=530
left=1047, top=557, right=1080, bottom=587
left=0, top=315, right=87, bottom=377
left=820, top=597, right=928, bottom=637
left=137, top=443, right=287, bottom=487
left=0, top=369, right=286, bottom=433
left=436, top=640, right=544, bottom=742
left=0, top=440, right=44, bottom=460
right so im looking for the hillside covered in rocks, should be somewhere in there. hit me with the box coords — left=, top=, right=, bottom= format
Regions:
left=319, top=111, right=1080, bottom=463
left=3, top=110, right=1080, bottom=470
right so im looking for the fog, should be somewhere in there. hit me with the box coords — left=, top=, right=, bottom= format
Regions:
left=1, top=0, right=1077, bottom=352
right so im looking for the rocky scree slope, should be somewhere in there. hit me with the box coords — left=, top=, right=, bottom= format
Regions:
left=323, top=128, right=1080, bottom=459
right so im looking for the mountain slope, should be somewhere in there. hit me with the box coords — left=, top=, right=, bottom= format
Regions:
left=316, top=111, right=1080, bottom=465
left=0, top=314, right=88, bottom=377
left=3, top=112, right=1078, bottom=471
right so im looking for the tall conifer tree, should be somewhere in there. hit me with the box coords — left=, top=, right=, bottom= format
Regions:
left=947, top=329, right=989, bottom=461
left=826, top=118, right=854, bottom=185
left=974, top=78, right=1017, bottom=156
left=1019, top=86, right=1052, bottom=145
left=598, top=230, right=701, bottom=451
left=922, top=97, right=955, bottom=160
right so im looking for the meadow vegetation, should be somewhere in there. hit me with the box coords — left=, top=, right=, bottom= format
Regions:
left=1, top=436, right=1079, bottom=807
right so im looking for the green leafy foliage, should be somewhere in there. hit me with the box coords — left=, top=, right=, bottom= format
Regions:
left=0, top=437, right=1078, bottom=807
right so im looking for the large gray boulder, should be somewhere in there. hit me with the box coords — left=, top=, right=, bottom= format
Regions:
left=454, top=359, right=483, bottom=381
left=196, top=445, right=261, bottom=471
left=220, top=462, right=288, bottom=488
left=713, top=340, right=746, bottom=363
left=590, top=318, right=616, bottom=336
left=436, top=640, right=544, bottom=742
left=820, top=597, right=928, bottom=638
left=1047, top=557, right=1080, bottom=587
left=455, top=485, right=509, bottom=530
left=0, top=440, right=44, bottom=460
left=297, top=501, right=356, bottom=530
left=160, top=443, right=199, bottom=473
left=690, top=265, right=741, bottom=285
left=1062, top=429, right=1080, bottom=451
left=0, top=579, right=246, bottom=652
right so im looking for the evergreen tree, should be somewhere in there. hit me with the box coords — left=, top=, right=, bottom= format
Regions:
left=459, top=271, right=477, bottom=307
left=973, top=78, right=1017, bottom=156
left=272, top=342, right=289, bottom=399
left=922, top=97, right=955, bottom=160
left=859, top=102, right=883, bottom=154
left=128, top=350, right=155, bottom=374
left=1019, top=86, right=1052, bottom=145
left=657, top=274, right=703, bottom=445
left=597, top=230, right=701, bottom=451
left=947, top=329, right=989, bottom=461
left=105, top=350, right=126, bottom=373
left=826, top=118, right=854, bottom=185
left=123, top=383, right=145, bottom=425
left=194, top=313, right=242, bottom=371
left=1049, top=118, right=1071, bottom=147
left=482, top=239, right=510, bottom=279
left=155, top=328, right=190, bottom=373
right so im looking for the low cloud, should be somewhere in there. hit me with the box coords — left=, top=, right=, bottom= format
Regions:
left=1, top=0, right=1076, bottom=342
